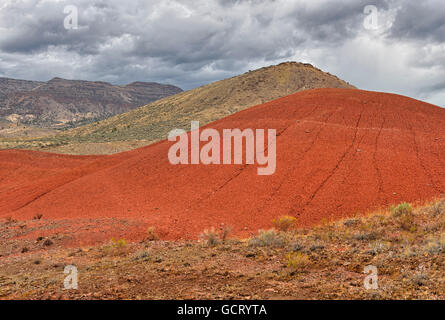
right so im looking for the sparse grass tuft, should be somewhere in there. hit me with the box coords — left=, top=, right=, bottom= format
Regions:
left=285, top=252, right=311, bottom=271
left=390, top=202, right=417, bottom=232
left=352, top=231, right=379, bottom=241
left=391, top=202, right=413, bottom=217
left=111, top=238, right=127, bottom=249
left=344, top=218, right=359, bottom=227
left=397, top=212, right=417, bottom=232
left=288, top=241, right=304, bottom=252
left=430, top=200, right=445, bottom=216
left=200, top=227, right=220, bottom=246
left=424, top=234, right=445, bottom=254
left=272, top=215, right=298, bottom=232
left=249, top=229, right=285, bottom=248
left=368, top=240, right=390, bottom=255
left=220, top=225, right=232, bottom=243
left=200, top=226, right=233, bottom=246
left=101, top=238, right=129, bottom=256
left=146, top=226, right=159, bottom=241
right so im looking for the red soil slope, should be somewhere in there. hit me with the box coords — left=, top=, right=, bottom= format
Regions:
left=1, top=89, right=444, bottom=242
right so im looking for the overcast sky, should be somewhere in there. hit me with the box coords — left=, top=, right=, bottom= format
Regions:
left=0, top=0, right=444, bottom=106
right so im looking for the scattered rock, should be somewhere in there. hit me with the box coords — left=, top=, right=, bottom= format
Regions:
left=309, top=244, right=325, bottom=251
left=43, top=239, right=53, bottom=246
left=264, top=288, right=277, bottom=293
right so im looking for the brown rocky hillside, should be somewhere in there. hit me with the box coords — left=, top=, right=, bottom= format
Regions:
left=1, top=62, right=355, bottom=154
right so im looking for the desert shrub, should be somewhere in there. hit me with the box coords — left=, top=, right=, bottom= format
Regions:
left=391, top=202, right=413, bottom=217
left=368, top=240, right=390, bottom=255
left=285, top=252, right=311, bottom=270
left=344, top=218, right=360, bottom=227
left=424, top=234, right=445, bottom=254
left=146, top=226, right=159, bottom=241
left=102, top=238, right=129, bottom=256
left=401, top=246, right=418, bottom=258
left=352, top=231, right=379, bottom=241
left=111, top=238, right=127, bottom=249
left=309, top=242, right=325, bottom=252
left=318, top=229, right=335, bottom=242
left=200, top=227, right=220, bottom=246
left=249, top=229, right=285, bottom=248
left=390, top=202, right=417, bottom=231
left=430, top=200, right=445, bottom=216
left=33, top=213, right=43, bottom=220
left=289, top=241, right=304, bottom=252
left=398, top=212, right=417, bottom=232
left=220, top=225, right=232, bottom=242
left=272, top=216, right=297, bottom=232
left=370, top=214, right=387, bottom=227
left=200, top=226, right=232, bottom=246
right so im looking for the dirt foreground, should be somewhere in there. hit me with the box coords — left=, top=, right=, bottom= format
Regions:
left=0, top=200, right=443, bottom=300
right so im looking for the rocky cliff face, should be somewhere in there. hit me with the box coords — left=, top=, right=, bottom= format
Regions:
left=0, top=77, right=182, bottom=128
left=0, top=78, right=42, bottom=100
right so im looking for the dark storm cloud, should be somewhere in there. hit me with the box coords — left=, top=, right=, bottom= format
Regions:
left=388, top=0, right=445, bottom=43
left=291, top=0, right=390, bottom=43
left=0, top=0, right=378, bottom=64
left=0, top=0, right=444, bottom=106
left=0, top=0, right=137, bottom=55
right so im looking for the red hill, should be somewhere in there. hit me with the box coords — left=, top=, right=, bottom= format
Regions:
left=1, top=88, right=444, bottom=242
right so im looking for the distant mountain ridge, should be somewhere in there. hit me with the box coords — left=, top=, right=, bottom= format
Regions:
left=0, top=78, right=42, bottom=99
left=0, top=77, right=182, bottom=129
